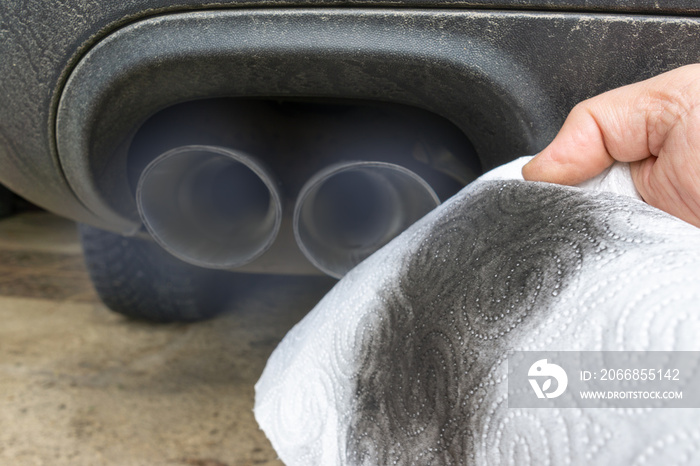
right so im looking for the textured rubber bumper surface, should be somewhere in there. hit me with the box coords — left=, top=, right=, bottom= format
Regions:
left=56, top=9, right=700, bottom=230
left=2, top=1, right=700, bottom=228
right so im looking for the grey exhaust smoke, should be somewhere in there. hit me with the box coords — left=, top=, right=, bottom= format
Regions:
left=136, top=145, right=282, bottom=269
left=294, top=161, right=440, bottom=278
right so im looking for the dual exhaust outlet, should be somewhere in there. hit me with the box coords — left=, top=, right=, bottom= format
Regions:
left=136, top=145, right=440, bottom=278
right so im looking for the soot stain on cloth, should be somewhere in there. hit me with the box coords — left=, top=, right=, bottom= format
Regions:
left=346, top=180, right=658, bottom=465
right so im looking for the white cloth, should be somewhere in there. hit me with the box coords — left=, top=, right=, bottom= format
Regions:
left=255, top=158, right=700, bottom=465
left=480, top=156, right=642, bottom=201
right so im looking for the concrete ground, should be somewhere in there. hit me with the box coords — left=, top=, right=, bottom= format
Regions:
left=0, top=211, right=336, bottom=466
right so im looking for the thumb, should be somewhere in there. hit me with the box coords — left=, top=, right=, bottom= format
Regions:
left=522, top=80, right=655, bottom=185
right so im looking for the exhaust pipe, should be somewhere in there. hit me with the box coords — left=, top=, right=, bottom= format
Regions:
left=294, top=161, right=440, bottom=278
left=136, top=145, right=282, bottom=269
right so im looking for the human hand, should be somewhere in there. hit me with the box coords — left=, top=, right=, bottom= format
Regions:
left=522, top=64, right=700, bottom=228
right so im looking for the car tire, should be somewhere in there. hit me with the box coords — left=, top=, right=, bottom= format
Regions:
left=78, top=223, right=228, bottom=322
left=0, top=185, right=14, bottom=219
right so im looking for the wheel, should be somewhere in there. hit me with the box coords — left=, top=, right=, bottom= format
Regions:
left=0, top=184, right=14, bottom=218
left=78, top=223, right=228, bottom=322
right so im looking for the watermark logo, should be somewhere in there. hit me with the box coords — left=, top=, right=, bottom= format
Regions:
left=528, top=359, right=568, bottom=399
left=509, top=351, right=698, bottom=408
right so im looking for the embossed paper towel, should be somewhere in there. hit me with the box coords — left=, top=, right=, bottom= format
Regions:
left=255, top=157, right=700, bottom=465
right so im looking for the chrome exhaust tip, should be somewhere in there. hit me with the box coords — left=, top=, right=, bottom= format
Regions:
left=294, top=161, right=440, bottom=278
left=136, top=145, right=282, bottom=269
